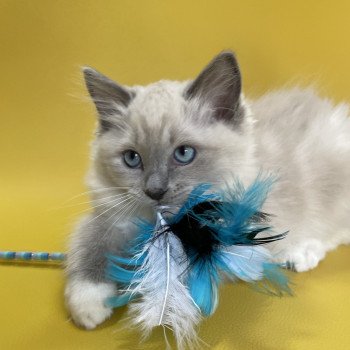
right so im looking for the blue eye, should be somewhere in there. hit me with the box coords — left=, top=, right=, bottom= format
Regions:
left=123, top=150, right=142, bottom=168
left=174, top=145, right=196, bottom=164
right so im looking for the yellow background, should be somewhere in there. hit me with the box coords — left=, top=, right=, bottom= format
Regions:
left=1, top=1, right=350, bottom=349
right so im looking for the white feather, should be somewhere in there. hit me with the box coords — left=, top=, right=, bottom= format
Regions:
left=128, top=212, right=202, bottom=349
left=223, top=245, right=272, bottom=281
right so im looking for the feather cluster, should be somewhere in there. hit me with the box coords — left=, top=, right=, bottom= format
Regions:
left=106, top=176, right=291, bottom=349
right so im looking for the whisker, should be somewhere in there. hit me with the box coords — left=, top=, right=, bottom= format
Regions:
left=105, top=199, right=139, bottom=235
left=85, top=194, right=134, bottom=226
left=113, top=199, right=137, bottom=222
left=58, top=192, right=131, bottom=209
left=63, top=186, right=132, bottom=203
left=128, top=189, right=145, bottom=203
left=70, top=193, right=133, bottom=216
left=100, top=196, right=137, bottom=229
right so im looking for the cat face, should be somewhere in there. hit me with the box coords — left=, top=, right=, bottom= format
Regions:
left=84, top=52, right=256, bottom=211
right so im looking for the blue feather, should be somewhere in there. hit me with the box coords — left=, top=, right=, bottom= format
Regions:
left=105, top=292, right=134, bottom=308
left=106, top=260, right=138, bottom=284
left=200, top=175, right=276, bottom=246
left=172, top=183, right=218, bottom=223
left=187, top=258, right=219, bottom=316
left=218, top=247, right=268, bottom=282
left=127, top=219, right=154, bottom=254
left=106, top=174, right=291, bottom=323
left=258, top=262, right=293, bottom=296
left=175, top=175, right=290, bottom=309
left=107, top=253, right=144, bottom=266
left=105, top=252, right=145, bottom=309
left=217, top=251, right=256, bottom=281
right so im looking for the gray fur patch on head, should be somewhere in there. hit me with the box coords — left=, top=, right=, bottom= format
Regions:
left=184, top=51, right=243, bottom=127
left=83, top=67, right=135, bottom=132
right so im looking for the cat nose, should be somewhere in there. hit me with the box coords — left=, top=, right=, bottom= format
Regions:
left=144, top=171, right=169, bottom=201
left=144, top=187, right=168, bottom=201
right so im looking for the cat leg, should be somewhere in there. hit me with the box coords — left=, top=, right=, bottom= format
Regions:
left=271, top=238, right=327, bottom=272
left=64, top=215, right=134, bottom=329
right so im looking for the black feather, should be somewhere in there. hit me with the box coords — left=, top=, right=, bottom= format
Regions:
left=169, top=200, right=286, bottom=262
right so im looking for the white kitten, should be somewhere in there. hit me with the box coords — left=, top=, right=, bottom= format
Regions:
left=65, top=51, right=350, bottom=329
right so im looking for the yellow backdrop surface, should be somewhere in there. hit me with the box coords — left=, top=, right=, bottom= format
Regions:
left=0, top=1, right=349, bottom=349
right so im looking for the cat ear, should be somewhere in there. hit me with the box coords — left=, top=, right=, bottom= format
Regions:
left=185, top=51, right=243, bottom=125
left=82, top=67, right=134, bottom=131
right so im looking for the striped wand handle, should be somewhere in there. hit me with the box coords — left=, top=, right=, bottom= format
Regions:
left=0, top=251, right=66, bottom=262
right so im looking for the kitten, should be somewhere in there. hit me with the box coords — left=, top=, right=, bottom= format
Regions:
left=65, top=51, right=350, bottom=329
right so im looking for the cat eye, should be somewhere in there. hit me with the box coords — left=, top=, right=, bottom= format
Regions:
left=174, top=145, right=196, bottom=165
left=123, top=150, right=142, bottom=168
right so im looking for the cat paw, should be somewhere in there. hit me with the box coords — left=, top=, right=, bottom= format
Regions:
left=275, top=239, right=326, bottom=272
left=65, top=280, right=116, bottom=329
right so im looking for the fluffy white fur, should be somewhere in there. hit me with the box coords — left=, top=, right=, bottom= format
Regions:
left=251, top=88, right=350, bottom=271
left=65, top=279, right=115, bottom=329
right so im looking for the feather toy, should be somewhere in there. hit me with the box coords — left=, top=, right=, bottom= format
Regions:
left=0, top=176, right=291, bottom=349
left=106, top=175, right=292, bottom=348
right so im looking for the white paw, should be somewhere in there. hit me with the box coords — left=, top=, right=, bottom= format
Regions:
left=65, top=279, right=116, bottom=329
left=275, top=239, right=326, bottom=272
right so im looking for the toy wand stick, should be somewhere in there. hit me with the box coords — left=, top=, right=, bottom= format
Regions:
left=0, top=251, right=65, bottom=262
